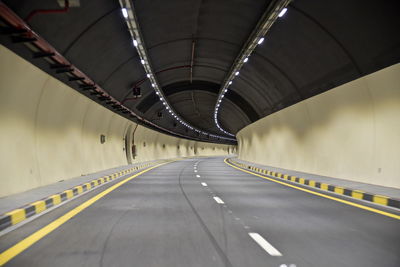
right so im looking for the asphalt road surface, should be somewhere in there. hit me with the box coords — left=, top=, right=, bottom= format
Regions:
left=0, top=157, right=399, bottom=267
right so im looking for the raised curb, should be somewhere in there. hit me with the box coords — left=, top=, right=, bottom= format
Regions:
left=227, top=158, right=400, bottom=209
left=0, top=161, right=164, bottom=232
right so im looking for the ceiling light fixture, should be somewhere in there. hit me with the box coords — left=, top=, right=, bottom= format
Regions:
left=121, top=8, right=128, bottom=18
left=278, top=7, right=288, bottom=17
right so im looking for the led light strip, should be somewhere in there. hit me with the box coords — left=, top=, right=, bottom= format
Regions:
left=119, top=0, right=235, bottom=142
left=214, top=0, right=292, bottom=136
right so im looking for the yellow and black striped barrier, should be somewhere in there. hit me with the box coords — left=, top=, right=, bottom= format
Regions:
left=0, top=161, right=162, bottom=232
left=228, top=158, right=400, bottom=209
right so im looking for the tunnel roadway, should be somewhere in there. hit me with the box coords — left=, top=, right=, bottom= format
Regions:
left=0, top=157, right=399, bottom=267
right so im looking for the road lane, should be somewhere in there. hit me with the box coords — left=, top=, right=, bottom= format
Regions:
left=200, top=157, right=400, bottom=267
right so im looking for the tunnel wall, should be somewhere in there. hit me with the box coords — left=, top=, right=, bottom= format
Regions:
left=0, top=45, right=232, bottom=197
left=237, top=63, right=400, bottom=189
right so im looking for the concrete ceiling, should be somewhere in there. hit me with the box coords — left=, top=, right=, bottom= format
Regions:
left=2, top=0, right=400, bottom=140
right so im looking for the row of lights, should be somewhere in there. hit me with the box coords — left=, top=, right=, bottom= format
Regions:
left=119, top=0, right=235, bottom=142
left=213, top=1, right=290, bottom=136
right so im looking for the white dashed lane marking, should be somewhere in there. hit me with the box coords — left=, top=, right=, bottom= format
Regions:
left=213, top=196, right=225, bottom=204
left=201, top=182, right=207, bottom=187
left=248, top=232, right=282, bottom=256
left=196, top=175, right=200, bottom=178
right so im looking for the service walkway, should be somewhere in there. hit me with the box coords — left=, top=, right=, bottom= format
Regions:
left=0, top=157, right=399, bottom=267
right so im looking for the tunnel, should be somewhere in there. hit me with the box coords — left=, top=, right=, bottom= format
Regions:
left=0, top=0, right=399, bottom=266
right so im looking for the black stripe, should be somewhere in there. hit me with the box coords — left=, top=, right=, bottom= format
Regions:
left=363, top=193, right=373, bottom=201
left=82, top=184, right=87, bottom=191
left=294, top=177, right=299, bottom=183
left=343, top=189, right=352, bottom=196
left=45, top=198, right=54, bottom=208
left=315, top=182, right=321, bottom=188
left=0, top=216, right=12, bottom=231
left=304, top=180, right=309, bottom=185
left=60, top=192, right=67, bottom=201
left=388, top=198, right=400, bottom=209
left=72, top=188, right=79, bottom=195
left=91, top=181, right=96, bottom=187
left=327, top=185, right=335, bottom=192
left=24, top=206, right=36, bottom=217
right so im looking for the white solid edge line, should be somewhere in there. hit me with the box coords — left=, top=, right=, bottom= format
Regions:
left=201, top=182, right=207, bottom=187
left=213, top=196, right=225, bottom=204
left=248, top=232, right=282, bottom=256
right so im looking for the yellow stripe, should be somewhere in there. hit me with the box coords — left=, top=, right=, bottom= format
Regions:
left=309, top=180, right=316, bottom=187
left=334, top=186, right=344, bottom=195
left=92, top=180, right=98, bottom=186
left=299, top=178, right=305, bottom=184
left=0, top=161, right=173, bottom=266
left=373, top=195, right=389, bottom=206
left=31, top=201, right=46, bottom=214
left=50, top=195, right=62, bottom=205
left=84, top=183, right=92, bottom=190
left=5, top=209, right=26, bottom=225
left=320, top=183, right=329, bottom=191
left=283, top=174, right=289, bottom=180
left=224, top=158, right=400, bottom=220
left=64, top=190, right=73, bottom=199
left=351, top=190, right=364, bottom=200
left=75, top=186, right=83, bottom=194
left=290, top=176, right=297, bottom=182
left=277, top=173, right=282, bottom=178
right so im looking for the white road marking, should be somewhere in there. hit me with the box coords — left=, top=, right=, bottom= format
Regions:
left=201, top=182, right=207, bottom=187
left=248, top=232, right=282, bottom=256
left=213, top=196, right=225, bottom=204
left=196, top=175, right=200, bottom=178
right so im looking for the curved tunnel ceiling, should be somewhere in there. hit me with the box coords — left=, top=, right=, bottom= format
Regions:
left=1, top=0, right=399, bottom=142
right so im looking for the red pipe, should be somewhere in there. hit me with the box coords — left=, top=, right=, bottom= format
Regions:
left=25, top=0, right=70, bottom=22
